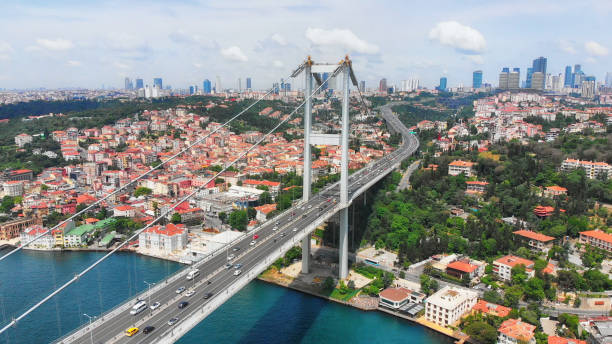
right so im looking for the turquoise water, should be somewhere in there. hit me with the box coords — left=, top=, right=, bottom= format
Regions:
left=0, top=249, right=452, bottom=344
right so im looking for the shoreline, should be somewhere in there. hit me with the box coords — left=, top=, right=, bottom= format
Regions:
left=257, top=272, right=468, bottom=343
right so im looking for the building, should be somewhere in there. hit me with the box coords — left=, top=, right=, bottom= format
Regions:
left=498, top=318, right=536, bottom=344
left=472, top=300, right=512, bottom=318
left=561, top=158, right=611, bottom=180
left=246, top=77, right=252, bottom=90
left=153, top=78, right=163, bottom=89
left=473, top=70, right=483, bottom=89
left=544, top=185, right=568, bottom=198
left=547, top=336, right=586, bottom=344
left=531, top=72, right=545, bottom=90
left=124, top=77, right=133, bottom=90
left=254, top=203, right=276, bottom=222
left=401, top=79, right=419, bottom=92
left=534, top=205, right=562, bottom=217
left=438, top=77, right=447, bottom=91
left=425, top=286, right=477, bottom=327
left=582, top=80, right=596, bottom=98
left=493, top=255, right=534, bottom=282
left=138, top=223, right=187, bottom=254
left=526, top=67, right=534, bottom=88
left=14, top=133, right=33, bottom=147
left=513, top=230, right=555, bottom=253
left=359, top=80, right=366, bottom=92
left=465, top=181, right=488, bottom=194
left=446, top=260, right=479, bottom=280
left=135, top=78, right=144, bottom=89
left=20, top=225, right=54, bottom=249
left=63, top=218, right=115, bottom=248
left=379, top=78, right=387, bottom=92
left=579, top=230, right=612, bottom=253
left=203, top=79, right=211, bottom=94
left=379, top=287, right=426, bottom=309
left=448, top=160, right=475, bottom=177
left=0, top=218, right=40, bottom=240
left=3, top=181, right=24, bottom=197
left=113, top=205, right=136, bottom=217
left=564, top=66, right=573, bottom=87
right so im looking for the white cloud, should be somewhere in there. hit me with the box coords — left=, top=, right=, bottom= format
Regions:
left=0, top=42, right=13, bottom=53
left=113, top=62, right=130, bottom=70
left=428, top=21, right=486, bottom=54
left=271, top=33, right=287, bottom=46
left=559, top=40, right=576, bottom=54
left=467, top=55, right=484, bottom=64
left=35, top=38, right=74, bottom=51
left=67, top=60, right=81, bottom=66
left=220, top=46, right=248, bottom=62
left=585, top=41, right=608, bottom=56
left=305, top=27, right=379, bottom=54
left=273, top=60, right=284, bottom=68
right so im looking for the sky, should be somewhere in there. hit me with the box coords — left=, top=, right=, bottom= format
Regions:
left=0, top=0, right=611, bottom=90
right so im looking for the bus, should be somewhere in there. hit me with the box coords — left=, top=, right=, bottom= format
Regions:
left=186, top=269, right=200, bottom=280
left=364, top=258, right=380, bottom=266
left=130, top=300, right=147, bottom=315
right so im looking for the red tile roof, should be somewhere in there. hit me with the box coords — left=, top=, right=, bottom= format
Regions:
left=379, top=287, right=412, bottom=302
left=547, top=336, right=586, bottom=344
left=580, top=230, right=612, bottom=244
left=494, top=255, right=534, bottom=268
left=498, top=319, right=535, bottom=341
left=513, top=230, right=555, bottom=242
left=473, top=300, right=512, bottom=317
left=447, top=261, right=478, bottom=273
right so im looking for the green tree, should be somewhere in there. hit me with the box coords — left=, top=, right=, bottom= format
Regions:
left=524, top=278, right=546, bottom=302
left=171, top=213, right=182, bottom=224
left=511, top=264, right=528, bottom=285
left=322, top=277, right=335, bottom=291
left=464, top=321, right=498, bottom=344
left=504, top=285, right=524, bottom=307
left=259, top=191, right=273, bottom=205
left=134, top=187, right=153, bottom=197
left=229, top=209, right=248, bottom=231
left=483, top=290, right=503, bottom=304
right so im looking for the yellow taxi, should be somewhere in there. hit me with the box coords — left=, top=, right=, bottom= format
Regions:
left=125, top=327, right=139, bottom=337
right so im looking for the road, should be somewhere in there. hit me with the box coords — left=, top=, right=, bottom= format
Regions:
left=57, top=102, right=419, bottom=344
left=396, top=160, right=420, bottom=191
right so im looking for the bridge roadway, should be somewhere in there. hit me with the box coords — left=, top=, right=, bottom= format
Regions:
left=57, top=103, right=417, bottom=344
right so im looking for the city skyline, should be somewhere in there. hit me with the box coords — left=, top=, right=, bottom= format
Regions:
left=0, top=0, right=611, bottom=89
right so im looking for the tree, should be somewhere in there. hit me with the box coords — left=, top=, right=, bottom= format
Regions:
left=134, top=187, right=153, bottom=197
left=229, top=209, right=248, bottom=231
left=171, top=213, right=182, bottom=224
left=504, top=285, right=524, bottom=307
left=40, top=184, right=49, bottom=191
left=219, top=212, right=227, bottom=223
left=322, top=277, right=335, bottom=291
left=524, top=278, right=546, bottom=302
left=259, top=191, right=273, bottom=205
left=511, top=264, right=528, bottom=285
left=483, top=290, right=503, bottom=304
left=464, top=321, right=498, bottom=344
left=247, top=207, right=257, bottom=219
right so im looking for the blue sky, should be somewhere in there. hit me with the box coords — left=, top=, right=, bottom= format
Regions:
left=0, top=0, right=610, bottom=90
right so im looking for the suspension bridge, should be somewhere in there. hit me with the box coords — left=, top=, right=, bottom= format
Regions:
left=0, top=57, right=419, bottom=343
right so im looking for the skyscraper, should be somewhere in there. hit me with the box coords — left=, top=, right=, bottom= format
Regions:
left=499, top=69, right=509, bottom=90
left=246, top=77, right=252, bottom=90
left=238, top=78, right=242, bottom=92
left=606, top=72, right=612, bottom=87
left=509, top=70, right=520, bottom=89
left=439, top=77, right=447, bottom=91
left=189, top=86, right=195, bottom=95
left=379, top=78, right=387, bottom=92
left=532, top=57, right=547, bottom=74
left=124, top=77, right=132, bottom=90
left=322, top=73, right=330, bottom=90
left=153, top=78, right=163, bottom=89
left=359, top=80, right=365, bottom=92
left=472, top=70, right=483, bottom=89
left=564, top=66, right=572, bottom=87
left=216, top=76, right=222, bottom=93
left=203, top=79, right=211, bottom=94
left=525, top=68, right=534, bottom=88
left=531, top=72, right=545, bottom=90
left=135, top=78, right=144, bottom=89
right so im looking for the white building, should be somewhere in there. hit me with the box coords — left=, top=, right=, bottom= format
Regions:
left=20, top=225, right=54, bottom=249
left=561, top=158, right=610, bottom=180
left=113, top=205, right=136, bottom=217
left=497, top=318, right=536, bottom=344
left=401, top=79, right=420, bottom=92
left=138, top=223, right=187, bottom=254
left=448, top=160, right=475, bottom=177
left=3, top=181, right=24, bottom=197
left=425, top=286, right=477, bottom=327
left=14, top=133, right=33, bottom=147
left=492, top=255, right=535, bottom=282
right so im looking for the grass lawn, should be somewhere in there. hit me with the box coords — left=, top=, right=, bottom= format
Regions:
left=329, top=288, right=360, bottom=302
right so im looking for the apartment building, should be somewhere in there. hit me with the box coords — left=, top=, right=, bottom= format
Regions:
left=497, top=319, right=536, bottom=344
left=513, top=230, right=555, bottom=253
left=561, top=158, right=610, bottom=180
left=579, top=230, right=612, bottom=253
left=493, top=255, right=535, bottom=282
left=425, top=286, right=477, bottom=327
left=448, top=160, right=475, bottom=177
left=138, top=223, right=187, bottom=254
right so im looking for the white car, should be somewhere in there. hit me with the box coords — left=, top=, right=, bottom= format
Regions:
left=234, top=270, right=242, bottom=276
left=272, top=226, right=278, bottom=231
left=250, top=240, right=256, bottom=246
left=227, top=254, right=235, bottom=261
left=175, top=287, right=185, bottom=294
left=150, top=302, right=161, bottom=310
left=292, top=227, right=298, bottom=232
left=185, top=290, right=196, bottom=297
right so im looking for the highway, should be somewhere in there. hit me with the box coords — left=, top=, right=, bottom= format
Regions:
left=57, top=102, right=418, bottom=344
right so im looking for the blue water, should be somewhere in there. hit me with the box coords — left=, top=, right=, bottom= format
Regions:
left=0, top=249, right=452, bottom=344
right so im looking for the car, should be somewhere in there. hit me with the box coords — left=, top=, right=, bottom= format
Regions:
left=234, top=263, right=242, bottom=269
left=225, top=263, right=233, bottom=269
left=185, top=290, right=196, bottom=297
left=125, top=327, right=139, bottom=337
left=272, top=226, right=278, bottom=231
left=203, top=292, right=213, bottom=299
left=143, top=326, right=155, bottom=334
left=176, top=287, right=185, bottom=294
left=308, top=205, right=312, bottom=209
left=232, top=247, right=240, bottom=252
left=292, top=227, right=298, bottom=232
left=178, top=301, right=189, bottom=309
left=252, top=234, right=259, bottom=240
left=167, top=317, right=179, bottom=326
left=227, top=254, right=235, bottom=261
left=234, top=270, right=242, bottom=276
left=250, top=240, right=256, bottom=246
left=280, top=233, right=286, bottom=238
left=150, top=302, right=160, bottom=310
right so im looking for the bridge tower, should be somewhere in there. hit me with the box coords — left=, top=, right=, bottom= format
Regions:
left=292, top=56, right=357, bottom=278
